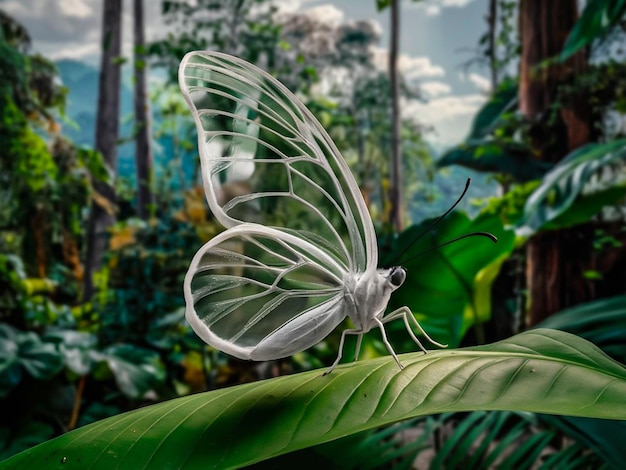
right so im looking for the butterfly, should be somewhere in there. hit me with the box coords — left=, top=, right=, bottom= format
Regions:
left=180, top=50, right=446, bottom=374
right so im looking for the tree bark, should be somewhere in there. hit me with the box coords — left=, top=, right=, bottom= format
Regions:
left=134, top=0, right=155, bottom=219
left=519, top=0, right=594, bottom=325
left=389, top=0, right=402, bottom=232
left=83, top=0, right=122, bottom=300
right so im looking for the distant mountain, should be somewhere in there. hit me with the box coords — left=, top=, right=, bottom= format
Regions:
left=56, top=59, right=135, bottom=178
left=53, top=60, right=494, bottom=210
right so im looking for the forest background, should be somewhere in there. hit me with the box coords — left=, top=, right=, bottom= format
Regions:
left=1, top=0, right=625, bottom=467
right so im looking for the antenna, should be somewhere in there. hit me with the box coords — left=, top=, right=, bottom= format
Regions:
left=388, top=178, right=473, bottom=266
left=398, top=231, right=497, bottom=266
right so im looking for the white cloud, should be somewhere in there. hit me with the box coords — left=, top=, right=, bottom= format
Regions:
left=399, top=55, right=445, bottom=80
left=272, top=0, right=318, bottom=14
left=47, top=41, right=100, bottom=61
left=441, top=0, right=475, bottom=6
left=2, top=0, right=166, bottom=64
left=425, top=5, right=441, bottom=16
left=467, top=73, right=491, bottom=93
left=405, top=94, right=486, bottom=147
left=303, top=4, right=344, bottom=25
left=373, top=48, right=445, bottom=80
left=59, top=0, right=93, bottom=18
left=410, top=0, right=476, bottom=15
left=273, top=0, right=303, bottom=14
left=420, top=81, right=451, bottom=98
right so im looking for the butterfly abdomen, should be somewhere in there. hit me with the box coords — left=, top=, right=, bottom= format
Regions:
left=248, top=295, right=346, bottom=360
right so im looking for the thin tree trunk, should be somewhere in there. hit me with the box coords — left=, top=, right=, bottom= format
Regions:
left=519, top=0, right=593, bottom=325
left=83, top=0, right=122, bottom=300
left=389, top=0, right=402, bottom=232
left=134, top=0, right=155, bottom=219
left=228, top=0, right=245, bottom=55
left=487, top=0, right=498, bottom=89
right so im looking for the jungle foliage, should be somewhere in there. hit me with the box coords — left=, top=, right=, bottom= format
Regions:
left=0, top=0, right=625, bottom=468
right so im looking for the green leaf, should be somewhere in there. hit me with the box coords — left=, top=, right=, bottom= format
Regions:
left=386, top=211, right=515, bottom=347
left=437, top=140, right=550, bottom=182
left=467, top=81, right=518, bottom=140
left=0, top=326, right=21, bottom=398
left=92, top=344, right=166, bottom=399
left=561, top=0, right=626, bottom=60
left=540, top=415, right=626, bottom=469
left=4, top=329, right=625, bottom=469
left=536, top=295, right=626, bottom=363
left=42, top=330, right=97, bottom=376
left=376, top=0, right=392, bottom=11
left=516, top=139, right=626, bottom=236
left=0, top=325, right=63, bottom=396
left=15, top=333, right=63, bottom=380
left=542, top=185, right=626, bottom=232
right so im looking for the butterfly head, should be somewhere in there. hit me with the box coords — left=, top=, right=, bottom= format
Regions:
left=387, top=266, right=406, bottom=289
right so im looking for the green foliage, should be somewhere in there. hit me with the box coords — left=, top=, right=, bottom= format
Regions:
left=437, top=81, right=552, bottom=182
left=536, top=295, right=626, bottom=363
left=383, top=210, right=514, bottom=348
left=3, top=329, right=625, bottom=469
left=476, top=0, right=519, bottom=83
left=416, top=411, right=620, bottom=469
left=540, top=415, right=626, bottom=468
left=467, top=79, right=518, bottom=140
left=0, top=324, right=64, bottom=397
left=2, top=2, right=625, bottom=466
left=150, top=0, right=282, bottom=84
left=438, top=139, right=550, bottom=183
left=561, top=0, right=626, bottom=60
left=516, top=139, right=626, bottom=236
left=0, top=12, right=184, bottom=459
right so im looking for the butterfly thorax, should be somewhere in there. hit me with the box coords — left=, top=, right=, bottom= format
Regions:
left=343, top=267, right=406, bottom=333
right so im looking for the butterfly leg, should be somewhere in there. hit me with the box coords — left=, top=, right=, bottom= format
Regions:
left=383, top=307, right=447, bottom=351
left=353, top=334, right=363, bottom=362
left=373, top=318, right=403, bottom=370
left=323, top=329, right=362, bottom=376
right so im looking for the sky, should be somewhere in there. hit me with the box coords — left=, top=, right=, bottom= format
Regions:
left=1, top=0, right=493, bottom=149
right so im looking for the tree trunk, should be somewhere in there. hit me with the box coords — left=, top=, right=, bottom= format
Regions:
left=83, top=0, right=122, bottom=300
left=389, top=0, right=402, bottom=232
left=487, top=0, right=498, bottom=89
left=519, top=0, right=593, bottom=325
left=227, top=0, right=245, bottom=55
left=134, top=0, right=155, bottom=220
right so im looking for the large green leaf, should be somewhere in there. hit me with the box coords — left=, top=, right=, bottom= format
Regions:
left=516, top=139, right=626, bottom=236
left=386, top=211, right=515, bottom=347
left=536, top=295, right=626, bottom=363
left=437, top=140, right=550, bottom=182
left=92, top=344, right=166, bottom=399
left=542, top=185, right=626, bottom=232
left=561, top=0, right=626, bottom=60
left=467, top=81, right=518, bottom=140
left=0, top=325, right=63, bottom=397
left=42, top=330, right=98, bottom=376
left=3, top=329, right=625, bottom=469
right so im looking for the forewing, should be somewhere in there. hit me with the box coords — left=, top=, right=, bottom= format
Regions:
left=179, top=51, right=377, bottom=272
left=184, top=225, right=348, bottom=361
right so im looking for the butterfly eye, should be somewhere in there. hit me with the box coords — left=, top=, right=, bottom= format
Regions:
left=389, top=267, right=406, bottom=287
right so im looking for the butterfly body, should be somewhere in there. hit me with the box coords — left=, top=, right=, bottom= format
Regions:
left=343, top=267, right=405, bottom=332
left=180, top=51, right=444, bottom=373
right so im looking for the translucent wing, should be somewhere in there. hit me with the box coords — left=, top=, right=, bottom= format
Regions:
left=179, top=51, right=377, bottom=272
left=184, top=225, right=348, bottom=360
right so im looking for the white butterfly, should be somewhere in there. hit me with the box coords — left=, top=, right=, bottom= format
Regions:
left=180, top=51, right=445, bottom=374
